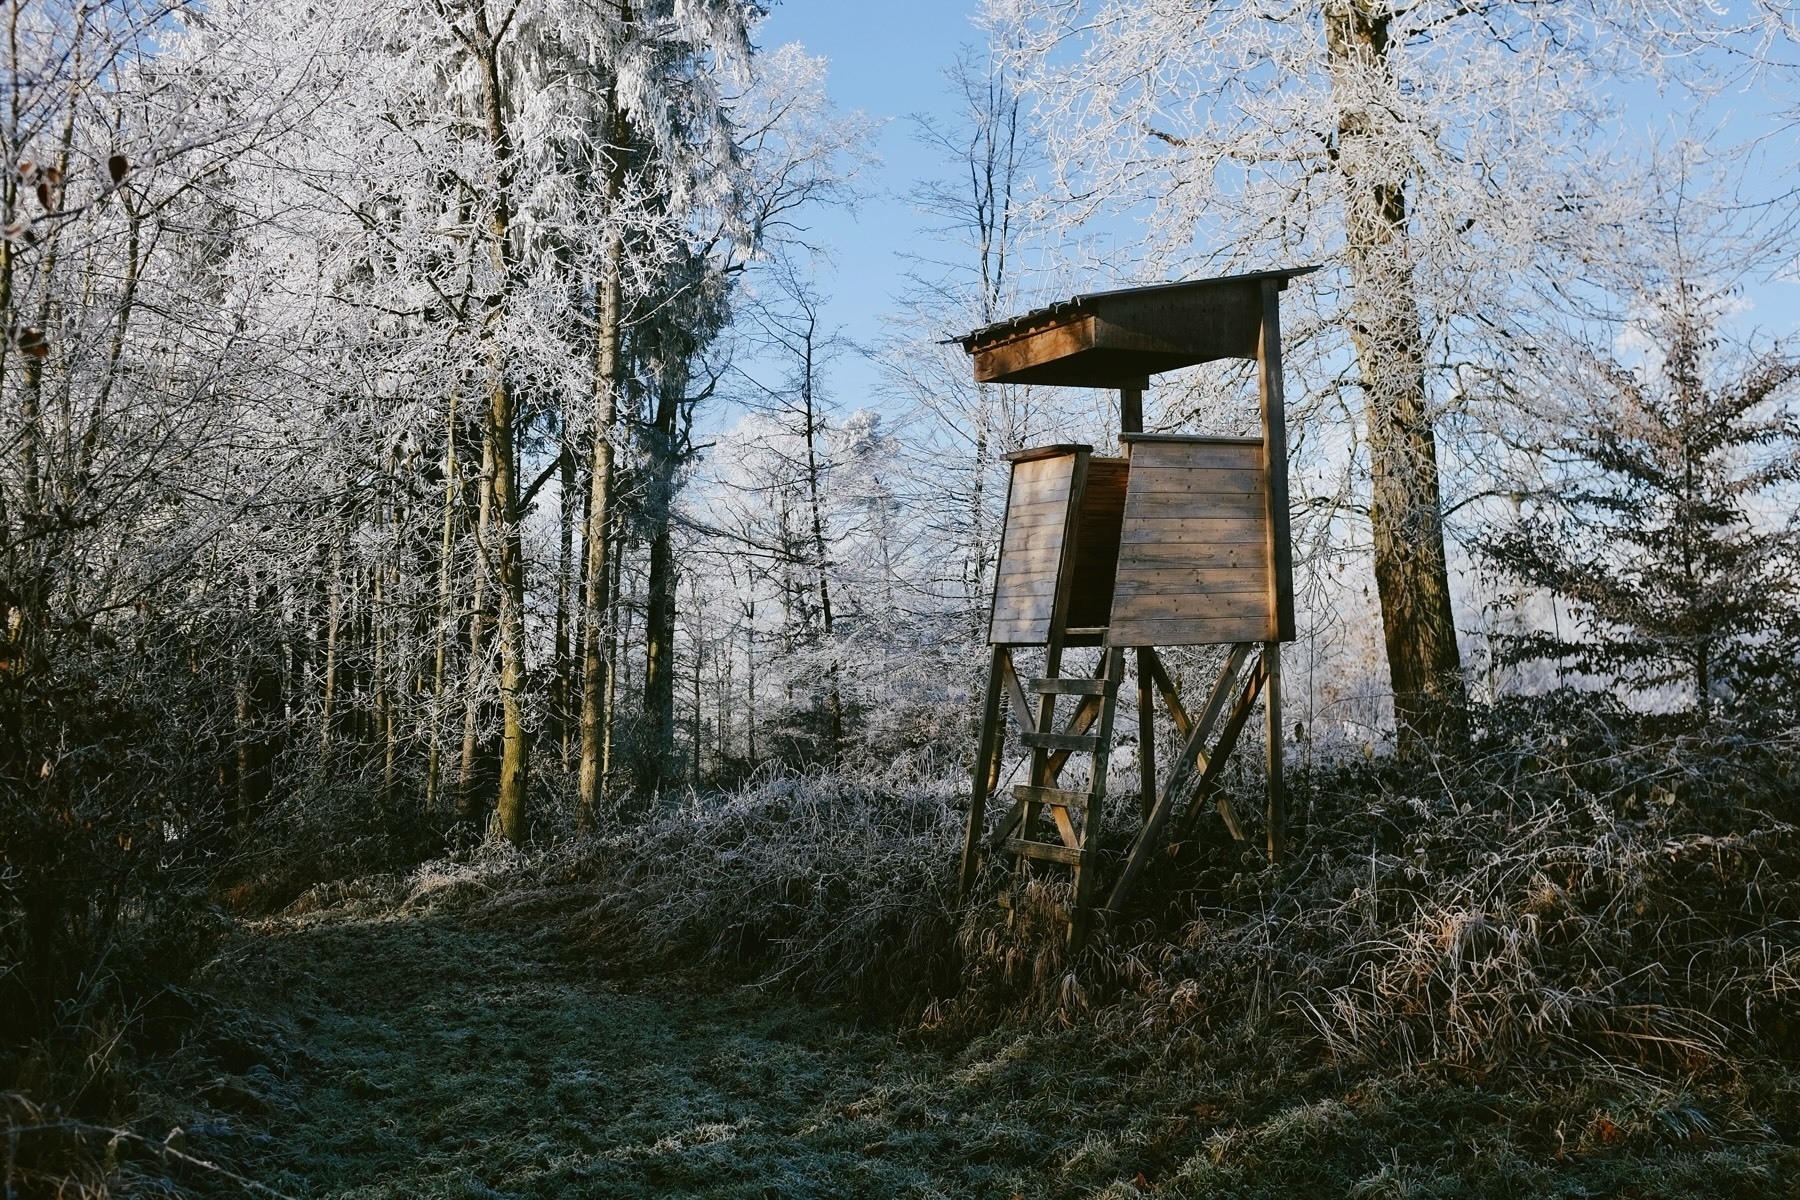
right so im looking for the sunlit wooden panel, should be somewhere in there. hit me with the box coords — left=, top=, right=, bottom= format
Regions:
left=1107, top=437, right=1277, bottom=647
left=989, top=450, right=1079, bottom=645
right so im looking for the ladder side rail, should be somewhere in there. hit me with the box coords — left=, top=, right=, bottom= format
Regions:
left=1070, top=646, right=1127, bottom=946
left=958, top=645, right=1009, bottom=898
left=1022, top=451, right=1091, bottom=856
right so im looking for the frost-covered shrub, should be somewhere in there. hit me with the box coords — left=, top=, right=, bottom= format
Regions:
left=428, top=772, right=967, bottom=1014
left=949, top=693, right=1800, bottom=1072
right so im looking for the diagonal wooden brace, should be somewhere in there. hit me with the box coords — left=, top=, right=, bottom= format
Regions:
left=1177, top=655, right=1269, bottom=845
left=996, top=647, right=1035, bottom=733
left=958, top=646, right=1008, bottom=898
left=1142, top=647, right=1193, bottom=740
left=1104, top=643, right=1256, bottom=916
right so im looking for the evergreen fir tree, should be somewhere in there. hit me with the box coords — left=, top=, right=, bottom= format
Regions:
left=1483, top=278, right=1800, bottom=723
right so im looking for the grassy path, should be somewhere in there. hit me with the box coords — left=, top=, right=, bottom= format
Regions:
left=200, top=911, right=1059, bottom=1199
left=175, top=904, right=1796, bottom=1200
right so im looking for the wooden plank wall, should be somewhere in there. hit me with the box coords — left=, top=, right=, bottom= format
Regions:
left=1066, top=458, right=1128, bottom=629
left=1107, top=437, right=1276, bottom=646
left=989, top=453, right=1078, bottom=644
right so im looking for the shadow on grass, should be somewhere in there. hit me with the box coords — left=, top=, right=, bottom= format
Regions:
left=137, top=899, right=1798, bottom=1200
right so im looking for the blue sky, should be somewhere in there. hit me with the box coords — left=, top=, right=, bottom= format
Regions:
left=756, top=0, right=986, bottom=408
left=751, top=3, right=1799, bottom=416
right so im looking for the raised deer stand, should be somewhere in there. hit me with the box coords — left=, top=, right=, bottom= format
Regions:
left=954, top=268, right=1313, bottom=946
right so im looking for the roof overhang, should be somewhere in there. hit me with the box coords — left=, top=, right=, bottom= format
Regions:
left=959, top=266, right=1319, bottom=388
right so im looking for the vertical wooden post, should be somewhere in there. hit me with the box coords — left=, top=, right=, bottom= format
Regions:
left=1120, top=385, right=1144, bottom=435
left=959, top=644, right=1008, bottom=897
left=1071, top=645, right=1126, bottom=948
left=1258, top=279, right=1295, bottom=643
left=1120, top=395, right=1151, bottom=825
left=1258, top=279, right=1292, bottom=864
left=1264, top=641, right=1285, bottom=862
left=1136, top=647, right=1156, bottom=821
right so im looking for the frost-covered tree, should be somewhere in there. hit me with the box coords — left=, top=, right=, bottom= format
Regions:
left=0, top=0, right=349, bottom=1049
left=187, top=0, right=808, bottom=832
left=995, top=0, right=1698, bottom=747
left=1483, top=268, right=1800, bottom=724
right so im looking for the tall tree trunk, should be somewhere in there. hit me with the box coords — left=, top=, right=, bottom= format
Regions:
left=1325, top=1, right=1465, bottom=750
left=457, top=431, right=494, bottom=821
left=693, top=631, right=704, bottom=785
left=555, top=420, right=576, bottom=771
left=798, top=328, right=842, bottom=760
left=601, top=524, right=622, bottom=794
left=320, top=534, right=343, bottom=755
left=641, top=355, right=686, bottom=795
left=642, top=508, right=677, bottom=793
left=968, top=384, right=992, bottom=642
left=579, top=85, right=629, bottom=824
left=375, top=536, right=395, bottom=809
left=465, top=0, right=531, bottom=842
left=425, top=391, right=460, bottom=811
left=488, top=368, right=529, bottom=842
left=743, top=600, right=757, bottom=769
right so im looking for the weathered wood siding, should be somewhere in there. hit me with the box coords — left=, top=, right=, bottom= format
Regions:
left=1107, top=437, right=1276, bottom=646
left=1066, top=457, right=1128, bottom=630
left=989, top=452, right=1078, bottom=644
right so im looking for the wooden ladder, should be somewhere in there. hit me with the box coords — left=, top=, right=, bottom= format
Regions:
left=959, top=638, right=1281, bottom=949
left=988, top=641, right=1126, bottom=944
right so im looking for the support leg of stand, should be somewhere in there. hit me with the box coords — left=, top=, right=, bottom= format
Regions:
left=1137, top=647, right=1156, bottom=822
left=1264, top=641, right=1284, bottom=863
left=959, top=646, right=1007, bottom=897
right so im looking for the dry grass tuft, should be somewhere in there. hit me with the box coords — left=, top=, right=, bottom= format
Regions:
left=378, top=773, right=968, bottom=1014
left=941, top=694, right=1800, bottom=1082
left=1, top=1090, right=293, bottom=1199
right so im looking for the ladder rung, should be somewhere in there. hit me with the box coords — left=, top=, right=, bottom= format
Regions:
left=1064, top=626, right=1108, bottom=637
left=1020, top=731, right=1101, bottom=753
left=1004, top=838, right=1084, bottom=866
left=1027, top=677, right=1113, bottom=695
left=1012, top=784, right=1088, bottom=808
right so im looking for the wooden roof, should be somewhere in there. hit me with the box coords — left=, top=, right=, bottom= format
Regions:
left=959, top=267, right=1318, bottom=388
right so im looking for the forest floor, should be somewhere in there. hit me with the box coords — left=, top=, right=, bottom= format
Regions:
left=134, top=878, right=1799, bottom=1200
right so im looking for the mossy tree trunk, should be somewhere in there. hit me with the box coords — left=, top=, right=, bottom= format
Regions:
left=1325, top=0, right=1466, bottom=750
left=464, top=1, right=531, bottom=843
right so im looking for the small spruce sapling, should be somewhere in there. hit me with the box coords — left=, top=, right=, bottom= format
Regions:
left=1482, top=278, right=1800, bottom=723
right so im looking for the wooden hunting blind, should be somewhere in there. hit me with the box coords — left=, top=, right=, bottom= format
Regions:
left=956, top=267, right=1316, bottom=944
